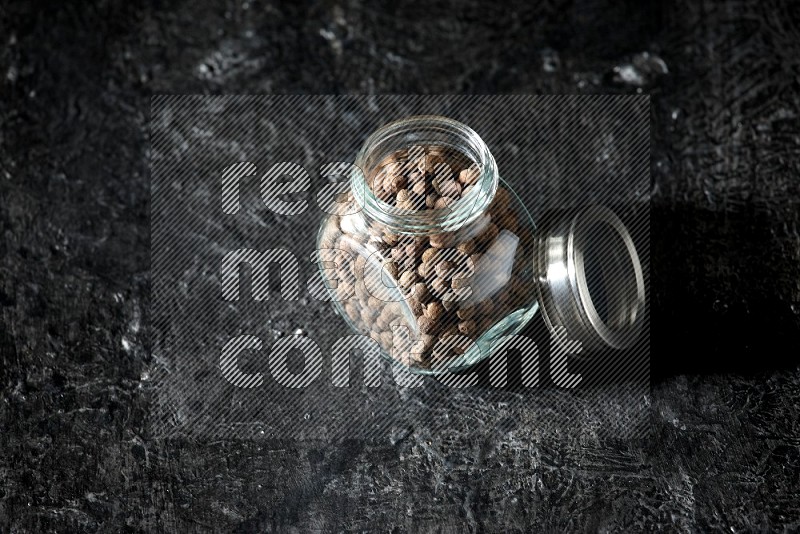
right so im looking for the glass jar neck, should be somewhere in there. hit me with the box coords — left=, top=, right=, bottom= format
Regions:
left=351, top=115, right=499, bottom=235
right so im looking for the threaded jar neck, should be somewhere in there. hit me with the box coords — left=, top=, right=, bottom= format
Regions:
left=351, top=115, right=499, bottom=235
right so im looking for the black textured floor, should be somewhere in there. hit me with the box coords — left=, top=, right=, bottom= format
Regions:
left=1, top=0, right=799, bottom=531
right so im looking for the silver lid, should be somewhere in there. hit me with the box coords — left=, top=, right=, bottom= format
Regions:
left=534, top=205, right=646, bottom=351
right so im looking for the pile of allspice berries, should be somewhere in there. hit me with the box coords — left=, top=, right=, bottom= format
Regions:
left=319, top=145, right=533, bottom=371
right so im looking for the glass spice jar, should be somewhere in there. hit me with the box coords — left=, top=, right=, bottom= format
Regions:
left=316, top=115, right=645, bottom=374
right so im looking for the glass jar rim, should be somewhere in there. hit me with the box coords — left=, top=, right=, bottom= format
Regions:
left=351, top=115, right=499, bottom=235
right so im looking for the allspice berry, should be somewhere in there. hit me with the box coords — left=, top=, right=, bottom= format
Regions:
left=414, top=282, right=431, bottom=303
left=421, top=248, right=439, bottom=264
left=341, top=144, right=530, bottom=371
left=383, top=232, right=399, bottom=246
left=451, top=276, right=471, bottom=290
left=380, top=330, right=394, bottom=348
left=469, top=253, right=483, bottom=267
left=430, top=277, right=448, bottom=296
left=478, top=222, right=499, bottom=244
left=456, top=306, right=477, bottom=320
left=424, top=301, right=445, bottom=321
left=435, top=259, right=455, bottom=279
left=418, top=261, right=434, bottom=279
left=434, top=196, right=455, bottom=210
left=388, top=173, right=407, bottom=193
left=437, top=179, right=461, bottom=199
left=353, top=255, right=367, bottom=277
left=456, top=240, right=476, bottom=256
left=407, top=170, right=424, bottom=184
left=419, top=153, right=444, bottom=173
left=409, top=298, right=425, bottom=316
left=439, top=324, right=460, bottom=339
left=390, top=246, right=406, bottom=263
left=458, top=320, right=477, bottom=336
left=384, top=261, right=399, bottom=280
left=426, top=193, right=439, bottom=209
left=458, top=166, right=480, bottom=186
left=399, top=270, right=417, bottom=289
left=494, top=187, right=511, bottom=209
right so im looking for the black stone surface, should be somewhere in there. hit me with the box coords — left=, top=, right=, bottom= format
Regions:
left=1, top=0, right=799, bottom=531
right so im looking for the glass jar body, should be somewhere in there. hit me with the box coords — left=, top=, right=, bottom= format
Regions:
left=317, top=183, right=540, bottom=374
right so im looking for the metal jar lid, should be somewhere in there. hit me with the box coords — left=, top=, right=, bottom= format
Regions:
left=534, top=205, right=646, bottom=351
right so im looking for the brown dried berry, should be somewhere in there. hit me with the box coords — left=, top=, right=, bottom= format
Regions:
left=379, top=171, right=394, bottom=193
left=458, top=166, right=480, bottom=186
left=458, top=320, right=477, bottom=336
left=407, top=170, right=425, bottom=184
left=421, top=248, right=439, bottom=264
left=360, top=308, right=375, bottom=323
left=437, top=179, right=461, bottom=198
left=383, top=161, right=403, bottom=175
left=419, top=153, right=444, bottom=174
left=439, top=324, right=460, bottom=339
left=451, top=276, right=471, bottom=290
left=479, top=299, right=495, bottom=314
left=417, top=315, right=436, bottom=334
left=353, top=255, right=367, bottom=276
left=418, top=261, right=433, bottom=279
left=399, top=270, right=417, bottom=289
left=384, top=261, right=399, bottom=280
left=383, top=232, right=399, bottom=246
left=337, top=278, right=354, bottom=296
left=414, top=282, right=431, bottom=303
left=478, top=222, right=499, bottom=244
left=389, top=173, right=407, bottom=193
left=426, top=193, right=439, bottom=209
left=456, top=240, right=476, bottom=256
left=419, top=333, right=436, bottom=351
left=408, top=298, right=425, bottom=316
left=424, top=301, right=445, bottom=321
left=380, top=330, right=394, bottom=348
left=434, top=196, right=455, bottom=210
left=378, top=188, right=394, bottom=202
left=355, top=282, right=369, bottom=300
left=435, top=260, right=455, bottom=279
left=430, top=277, right=448, bottom=296
left=456, top=306, right=477, bottom=320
